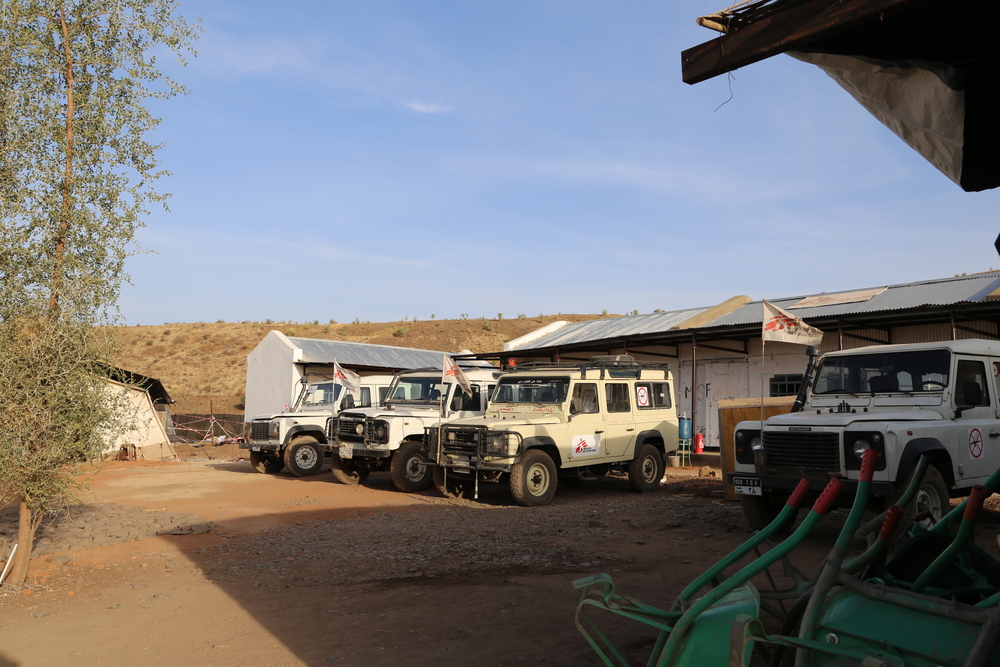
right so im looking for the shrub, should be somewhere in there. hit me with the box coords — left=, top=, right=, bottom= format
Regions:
left=393, top=327, right=408, bottom=338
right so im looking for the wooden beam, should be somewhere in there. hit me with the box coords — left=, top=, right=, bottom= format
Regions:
left=681, top=0, right=929, bottom=84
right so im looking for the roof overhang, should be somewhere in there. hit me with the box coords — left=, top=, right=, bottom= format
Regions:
left=682, top=0, right=1000, bottom=191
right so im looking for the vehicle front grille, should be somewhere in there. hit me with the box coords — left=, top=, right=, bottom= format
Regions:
left=763, top=431, right=840, bottom=471
left=336, top=417, right=366, bottom=443
left=251, top=421, right=270, bottom=441
left=440, top=427, right=483, bottom=456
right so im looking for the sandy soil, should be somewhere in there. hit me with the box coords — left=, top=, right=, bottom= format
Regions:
left=1, top=461, right=993, bottom=667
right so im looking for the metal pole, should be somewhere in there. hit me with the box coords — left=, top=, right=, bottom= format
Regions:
left=691, top=334, right=697, bottom=442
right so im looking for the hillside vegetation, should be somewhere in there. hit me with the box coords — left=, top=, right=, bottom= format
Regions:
left=114, top=314, right=608, bottom=417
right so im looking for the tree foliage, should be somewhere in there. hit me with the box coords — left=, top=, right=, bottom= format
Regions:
left=0, top=0, right=198, bottom=586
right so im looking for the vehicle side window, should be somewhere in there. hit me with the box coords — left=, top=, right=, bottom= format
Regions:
left=359, top=387, right=371, bottom=407
left=605, top=383, right=631, bottom=413
left=378, top=387, right=389, bottom=404
left=458, top=385, right=481, bottom=411
left=955, top=360, right=991, bottom=406
left=571, top=383, right=599, bottom=414
left=487, top=384, right=496, bottom=408
left=635, top=382, right=672, bottom=409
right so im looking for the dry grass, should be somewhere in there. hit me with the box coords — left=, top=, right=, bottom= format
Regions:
left=114, top=314, right=610, bottom=416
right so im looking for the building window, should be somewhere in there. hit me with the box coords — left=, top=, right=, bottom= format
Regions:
left=770, top=374, right=801, bottom=397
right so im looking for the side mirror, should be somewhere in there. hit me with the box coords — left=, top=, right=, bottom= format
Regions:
left=956, top=382, right=984, bottom=418
left=966, top=382, right=983, bottom=406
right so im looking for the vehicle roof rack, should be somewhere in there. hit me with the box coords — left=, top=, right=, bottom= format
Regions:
left=509, top=355, right=670, bottom=379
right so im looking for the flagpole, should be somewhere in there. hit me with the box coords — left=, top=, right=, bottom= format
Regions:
left=760, top=337, right=765, bottom=429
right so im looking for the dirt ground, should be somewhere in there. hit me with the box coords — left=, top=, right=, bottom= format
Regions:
left=0, top=461, right=994, bottom=667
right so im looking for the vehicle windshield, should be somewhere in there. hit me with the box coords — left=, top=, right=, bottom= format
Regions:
left=491, top=376, right=569, bottom=404
left=299, top=382, right=342, bottom=408
left=813, top=349, right=951, bottom=394
left=386, top=376, right=452, bottom=403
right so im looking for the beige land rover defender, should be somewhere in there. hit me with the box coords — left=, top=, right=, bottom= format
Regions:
left=427, top=356, right=679, bottom=506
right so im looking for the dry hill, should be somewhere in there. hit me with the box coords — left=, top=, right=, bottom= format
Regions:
left=115, top=314, right=609, bottom=417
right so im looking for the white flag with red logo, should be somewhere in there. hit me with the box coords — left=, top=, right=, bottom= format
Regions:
left=443, top=355, right=473, bottom=396
left=762, top=301, right=824, bottom=346
left=332, top=359, right=360, bottom=394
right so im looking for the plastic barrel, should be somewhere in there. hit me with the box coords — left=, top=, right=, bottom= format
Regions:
left=678, top=418, right=692, bottom=440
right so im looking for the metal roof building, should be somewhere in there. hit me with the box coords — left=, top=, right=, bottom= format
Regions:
left=244, top=331, right=487, bottom=422
left=474, top=273, right=1000, bottom=450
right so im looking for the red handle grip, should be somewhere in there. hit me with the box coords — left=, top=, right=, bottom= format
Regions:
left=811, top=478, right=843, bottom=515
left=879, top=505, right=903, bottom=542
left=786, top=479, right=810, bottom=508
left=964, top=485, right=989, bottom=522
left=859, top=447, right=879, bottom=483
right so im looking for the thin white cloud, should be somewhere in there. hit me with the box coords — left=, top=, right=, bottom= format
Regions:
left=405, top=101, right=453, bottom=114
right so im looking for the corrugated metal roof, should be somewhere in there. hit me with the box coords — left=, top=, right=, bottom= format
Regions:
left=509, top=307, right=710, bottom=351
left=706, top=273, right=1000, bottom=328
left=288, top=337, right=492, bottom=370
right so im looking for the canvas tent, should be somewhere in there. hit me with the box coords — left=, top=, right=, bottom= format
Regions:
left=683, top=0, right=1000, bottom=192
left=100, top=366, right=176, bottom=461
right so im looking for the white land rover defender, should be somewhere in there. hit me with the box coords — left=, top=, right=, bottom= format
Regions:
left=732, top=339, right=1000, bottom=530
left=428, top=356, right=679, bottom=506
left=328, top=364, right=502, bottom=492
left=243, top=376, right=392, bottom=477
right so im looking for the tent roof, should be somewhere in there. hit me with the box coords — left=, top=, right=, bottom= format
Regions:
left=287, top=337, right=494, bottom=371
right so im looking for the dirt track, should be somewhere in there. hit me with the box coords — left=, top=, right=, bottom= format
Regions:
left=0, top=460, right=874, bottom=666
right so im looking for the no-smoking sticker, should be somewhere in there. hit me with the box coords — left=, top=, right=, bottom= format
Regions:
left=970, top=428, right=984, bottom=459
left=636, top=386, right=650, bottom=407
left=993, top=362, right=999, bottom=378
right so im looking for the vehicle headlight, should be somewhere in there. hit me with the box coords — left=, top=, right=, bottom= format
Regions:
left=374, top=423, right=387, bottom=439
left=852, top=438, right=871, bottom=459
left=750, top=436, right=763, bottom=452
left=485, top=432, right=510, bottom=456
left=269, top=421, right=280, bottom=438
left=355, top=423, right=365, bottom=435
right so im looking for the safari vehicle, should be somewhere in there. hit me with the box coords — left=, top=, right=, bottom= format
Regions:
left=328, top=363, right=502, bottom=492
left=243, top=375, right=392, bottom=477
left=732, top=339, right=1000, bottom=530
left=427, top=355, right=679, bottom=506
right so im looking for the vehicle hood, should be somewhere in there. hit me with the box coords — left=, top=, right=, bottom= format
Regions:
left=766, top=409, right=945, bottom=428
left=253, top=408, right=334, bottom=421
left=342, top=405, right=443, bottom=420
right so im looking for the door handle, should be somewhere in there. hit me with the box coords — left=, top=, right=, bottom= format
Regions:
left=595, top=430, right=604, bottom=434
left=626, top=428, right=635, bottom=432
left=990, top=432, right=1000, bottom=438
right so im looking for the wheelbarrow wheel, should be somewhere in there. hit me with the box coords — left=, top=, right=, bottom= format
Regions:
left=741, top=492, right=797, bottom=533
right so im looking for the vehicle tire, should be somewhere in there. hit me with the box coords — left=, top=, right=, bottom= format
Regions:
left=510, top=449, right=557, bottom=507
left=283, top=437, right=325, bottom=477
left=330, top=455, right=370, bottom=485
left=741, top=492, right=797, bottom=533
left=390, top=441, right=433, bottom=492
left=892, top=463, right=949, bottom=532
left=627, top=443, right=664, bottom=493
left=250, top=450, right=284, bottom=474
left=433, top=466, right=472, bottom=499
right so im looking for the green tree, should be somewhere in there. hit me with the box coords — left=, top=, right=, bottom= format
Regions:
left=0, top=0, right=198, bottom=587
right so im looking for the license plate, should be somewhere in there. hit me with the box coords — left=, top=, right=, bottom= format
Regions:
left=732, top=476, right=762, bottom=496
left=251, top=447, right=260, bottom=452
left=339, top=447, right=353, bottom=459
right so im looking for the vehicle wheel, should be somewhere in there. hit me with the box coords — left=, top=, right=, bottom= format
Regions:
left=330, top=455, right=370, bottom=485
left=250, top=450, right=284, bottom=474
left=283, top=437, right=325, bottom=477
left=510, top=449, right=557, bottom=506
left=627, top=443, right=664, bottom=493
left=741, top=492, right=797, bottom=533
left=391, top=441, right=433, bottom=492
left=892, top=463, right=949, bottom=532
left=433, top=466, right=472, bottom=499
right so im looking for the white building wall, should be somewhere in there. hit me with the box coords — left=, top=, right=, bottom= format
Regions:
left=244, top=331, right=304, bottom=421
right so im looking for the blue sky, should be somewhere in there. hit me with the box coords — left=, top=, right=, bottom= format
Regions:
left=119, top=1, right=1000, bottom=325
